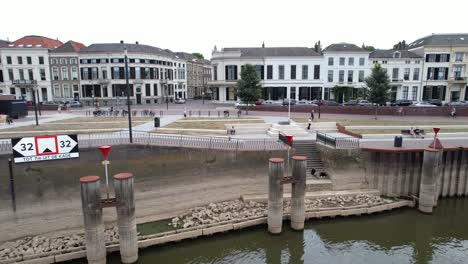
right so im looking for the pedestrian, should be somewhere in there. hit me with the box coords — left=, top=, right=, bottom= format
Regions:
left=6, top=115, right=13, bottom=125
left=66, top=102, right=70, bottom=112
left=450, top=107, right=456, bottom=118
left=397, top=106, right=404, bottom=116
left=307, top=118, right=311, bottom=130
left=183, top=107, right=187, bottom=118
left=57, top=104, right=62, bottom=114
left=310, top=109, right=315, bottom=121
left=237, top=109, right=242, bottom=118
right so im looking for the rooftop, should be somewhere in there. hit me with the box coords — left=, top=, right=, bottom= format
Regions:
left=1, top=35, right=63, bottom=49
left=369, top=50, right=422, bottom=59
left=408, top=33, right=468, bottom=48
left=221, top=47, right=321, bottom=57
left=323, top=43, right=366, bottom=53
left=51, top=40, right=86, bottom=53
left=79, top=42, right=176, bottom=58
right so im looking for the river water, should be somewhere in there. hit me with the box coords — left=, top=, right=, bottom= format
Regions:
left=100, top=198, right=468, bottom=264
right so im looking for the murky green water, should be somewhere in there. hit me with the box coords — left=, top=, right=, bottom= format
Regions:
left=77, top=198, right=468, bottom=264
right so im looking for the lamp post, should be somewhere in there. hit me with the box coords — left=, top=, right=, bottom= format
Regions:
left=124, top=48, right=133, bottom=143
left=31, top=85, right=39, bottom=126
left=161, top=78, right=168, bottom=110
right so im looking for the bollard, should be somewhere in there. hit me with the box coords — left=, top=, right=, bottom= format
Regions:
left=418, top=149, right=441, bottom=213
left=114, top=173, right=138, bottom=263
left=80, top=176, right=106, bottom=264
left=291, top=156, right=306, bottom=230
left=268, top=158, right=284, bottom=234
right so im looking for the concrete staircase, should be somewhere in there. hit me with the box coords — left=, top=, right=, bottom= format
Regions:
left=293, top=139, right=325, bottom=174
left=267, top=123, right=310, bottom=138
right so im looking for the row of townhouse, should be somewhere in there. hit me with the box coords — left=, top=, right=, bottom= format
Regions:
left=209, top=34, right=468, bottom=103
left=0, top=35, right=210, bottom=106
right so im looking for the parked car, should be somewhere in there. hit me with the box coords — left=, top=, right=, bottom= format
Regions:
left=344, top=100, right=358, bottom=106
left=255, top=99, right=264, bottom=105
left=42, top=101, right=61, bottom=106
left=174, top=99, right=186, bottom=104
left=311, top=100, right=325, bottom=106
left=411, top=102, right=437, bottom=107
left=323, top=100, right=340, bottom=106
left=391, top=100, right=413, bottom=106
left=446, top=101, right=468, bottom=107
left=68, top=101, right=83, bottom=107
left=235, top=101, right=255, bottom=107
left=357, top=100, right=373, bottom=106
left=428, top=99, right=442, bottom=106
left=263, top=100, right=274, bottom=105
left=297, top=99, right=311, bottom=105
left=282, top=99, right=297, bottom=106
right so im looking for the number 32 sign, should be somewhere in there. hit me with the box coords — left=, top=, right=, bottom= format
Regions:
left=12, top=135, right=79, bottom=163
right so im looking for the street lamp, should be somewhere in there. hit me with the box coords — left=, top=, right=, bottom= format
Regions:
left=161, top=78, right=168, bottom=110
left=124, top=47, right=133, bottom=143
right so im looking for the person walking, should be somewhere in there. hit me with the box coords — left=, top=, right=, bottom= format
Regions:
left=6, top=115, right=13, bottom=125
left=450, top=107, right=456, bottom=118
left=57, top=104, right=62, bottom=114
left=183, top=107, right=187, bottom=118
left=310, top=109, right=315, bottom=121
left=307, top=119, right=312, bottom=130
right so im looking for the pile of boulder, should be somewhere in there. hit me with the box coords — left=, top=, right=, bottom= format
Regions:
left=0, top=227, right=119, bottom=261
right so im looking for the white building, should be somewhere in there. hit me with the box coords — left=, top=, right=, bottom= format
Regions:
left=321, top=43, right=371, bottom=102
left=408, top=34, right=468, bottom=103
left=209, top=45, right=323, bottom=102
left=0, top=35, right=62, bottom=102
left=78, top=41, right=187, bottom=107
left=369, top=50, right=423, bottom=101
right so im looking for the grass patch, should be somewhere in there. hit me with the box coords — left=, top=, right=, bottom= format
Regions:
left=349, top=128, right=468, bottom=135
left=293, top=118, right=468, bottom=126
left=164, top=119, right=264, bottom=130
left=137, top=219, right=176, bottom=236
left=49, top=117, right=152, bottom=123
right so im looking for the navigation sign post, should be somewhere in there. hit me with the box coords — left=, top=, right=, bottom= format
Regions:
left=98, top=145, right=112, bottom=199
left=279, top=133, right=293, bottom=176
left=12, top=135, right=79, bottom=163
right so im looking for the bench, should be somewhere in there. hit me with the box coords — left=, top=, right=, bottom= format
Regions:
left=401, top=129, right=425, bottom=136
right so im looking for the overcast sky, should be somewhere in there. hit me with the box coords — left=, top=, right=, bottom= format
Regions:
left=2, top=0, right=467, bottom=59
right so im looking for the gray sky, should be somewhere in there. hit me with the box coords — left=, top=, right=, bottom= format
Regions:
left=2, top=0, right=467, bottom=59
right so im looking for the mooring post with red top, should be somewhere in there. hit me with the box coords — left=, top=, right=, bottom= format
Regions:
left=113, top=172, right=138, bottom=263
left=268, top=158, right=284, bottom=234
left=291, top=156, right=307, bottom=230
left=98, top=146, right=112, bottom=199
left=80, top=176, right=106, bottom=264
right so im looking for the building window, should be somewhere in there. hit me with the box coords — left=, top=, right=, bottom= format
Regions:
left=153, top=84, right=158, bottom=96
left=17, top=56, right=23, bottom=65
left=19, top=69, right=25, bottom=80
left=213, top=65, right=217, bottom=81
left=359, top=57, right=365, bottom=66
left=405, top=60, right=411, bottom=64
left=427, top=68, right=434, bottom=80
left=10, top=87, right=16, bottom=94
left=28, top=69, right=34, bottom=80
left=392, top=68, right=399, bottom=80
left=225, top=65, right=237, bottom=80
left=339, top=70, right=344, bottom=83
left=145, top=83, right=151, bottom=96
left=39, top=56, right=44, bottom=65
left=455, top=52, right=464, bottom=62
left=358, top=70, right=365, bottom=82
left=393, top=52, right=401, bottom=59
left=339, top=57, right=345, bottom=66
left=8, top=69, right=14, bottom=80
left=454, top=65, right=463, bottom=79
left=63, top=84, right=70, bottom=98
left=27, top=56, right=32, bottom=64
left=6, top=56, right=12, bottom=64
left=348, top=57, right=354, bottom=66
left=279, top=65, right=285, bottom=80
left=290, top=87, right=296, bottom=99
left=92, top=67, right=99, bottom=79
left=328, top=70, right=333, bottom=82
left=60, top=58, right=67, bottom=64
left=255, top=65, right=264, bottom=80
left=61, top=67, right=69, bottom=80
left=54, top=84, right=61, bottom=97
left=373, top=60, right=378, bottom=64
left=437, top=67, right=446, bottom=80
left=101, top=67, right=107, bottom=79
left=440, top=54, right=448, bottom=62
left=71, top=66, right=78, bottom=80
left=302, top=65, right=308, bottom=80
left=347, top=70, right=353, bottom=83
left=267, top=65, right=273, bottom=80
left=413, top=68, right=420, bottom=81
left=314, top=65, right=320, bottom=80
left=51, top=58, right=58, bottom=64
left=402, top=86, right=409, bottom=100
left=404, top=68, right=410, bottom=81
left=412, top=86, right=418, bottom=100
left=382, top=61, right=388, bottom=64
left=290, top=65, right=296, bottom=80
left=415, top=60, right=421, bottom=64
left=70, top=58, right=77, bottom=64
left=427, top=54, right=436, bottom=62
left=0, top=70, right=3, bottom=82
left=328, top=57, right=334, bottom=66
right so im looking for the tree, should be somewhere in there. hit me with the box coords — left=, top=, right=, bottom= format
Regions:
left=236, top=64, right=262, bottom=114
left=392, top=40, right=407, bottom=50
left=332, top=86, right=352, bottom=103
left=192, top=52, right=204, bottom=59
left=361, top=43, right=376, bottom=51
left=365, top=64, right=391, bottom=105
left=314, top=40, right=322, bottom=53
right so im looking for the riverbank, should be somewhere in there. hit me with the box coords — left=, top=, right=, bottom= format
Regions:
left=0, top=194, right=414, bottom=264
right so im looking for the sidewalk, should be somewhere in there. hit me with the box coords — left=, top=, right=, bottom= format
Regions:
left=0, top=113, right=79, bottom=130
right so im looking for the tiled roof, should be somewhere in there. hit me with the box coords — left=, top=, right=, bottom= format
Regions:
left=51, top=40, right=86, bottom=53
left=80, top=43, right=176, bottom=58
left=408, top=33, right=468, bottom=48
left=369, top=50, right=422, bottom=59
left=222, top=47, right=321, bottom=57
left=323, top=43, right=366, bottom=53
left=0, top=39, right=9, bottom=47
left=2, top=35, right=62, bottom=49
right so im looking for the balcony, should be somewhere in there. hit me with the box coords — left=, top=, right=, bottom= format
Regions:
left=391, top=79, right=403, bottom=83
left=448, top=76, right=468, bottom=83
left=133, top=79, right=143, bottom=84
left=98, top=78, right=110, bottom=84
left=12, top=80, right=37, bottom=87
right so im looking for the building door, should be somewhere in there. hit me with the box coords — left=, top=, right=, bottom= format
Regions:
left=390, top=86, right=397, bottom=102
left=136, top=94, right=142, bottom=104
left=41, top=88, right=48, bottom=101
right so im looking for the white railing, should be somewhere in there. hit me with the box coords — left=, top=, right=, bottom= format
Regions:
left=0, top=131, right=284, bottom=155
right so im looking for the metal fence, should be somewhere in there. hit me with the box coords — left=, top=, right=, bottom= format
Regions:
left=316, top=132, right=360, bottom=149
left=0, top=131, right=285, bottom=155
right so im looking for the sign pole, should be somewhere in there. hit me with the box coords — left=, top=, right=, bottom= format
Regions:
left=104, top=160, right=109, bottom=199
left=8, top=159, right=16, bottom=212
left=98, top=146, right=112, bottom=199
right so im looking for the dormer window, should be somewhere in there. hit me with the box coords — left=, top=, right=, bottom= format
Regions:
left=393, top=51, right=401, bottom=59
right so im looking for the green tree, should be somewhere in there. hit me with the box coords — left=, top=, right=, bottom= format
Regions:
left=361, top=43, right=376, bottom=51
left=365, top=64, right=391, bottom=105
left=192, top=52, right=204, bottom=59
left=332, top=86, right=352, bottom=103
left=393, top=40, right=407, bottom=50
left=236, top=64, right=262, bottom=114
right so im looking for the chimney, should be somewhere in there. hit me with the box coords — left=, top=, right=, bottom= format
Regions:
left=120, top=40, right=124, bottom=44
left=262, top=41, right=265, bottom=48
left=136, top=41, right=139, bottom=45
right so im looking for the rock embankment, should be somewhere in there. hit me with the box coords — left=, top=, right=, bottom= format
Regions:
left=0, top=227, right=120, bottom=261
left=170, top=194, right=394, bottom=228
